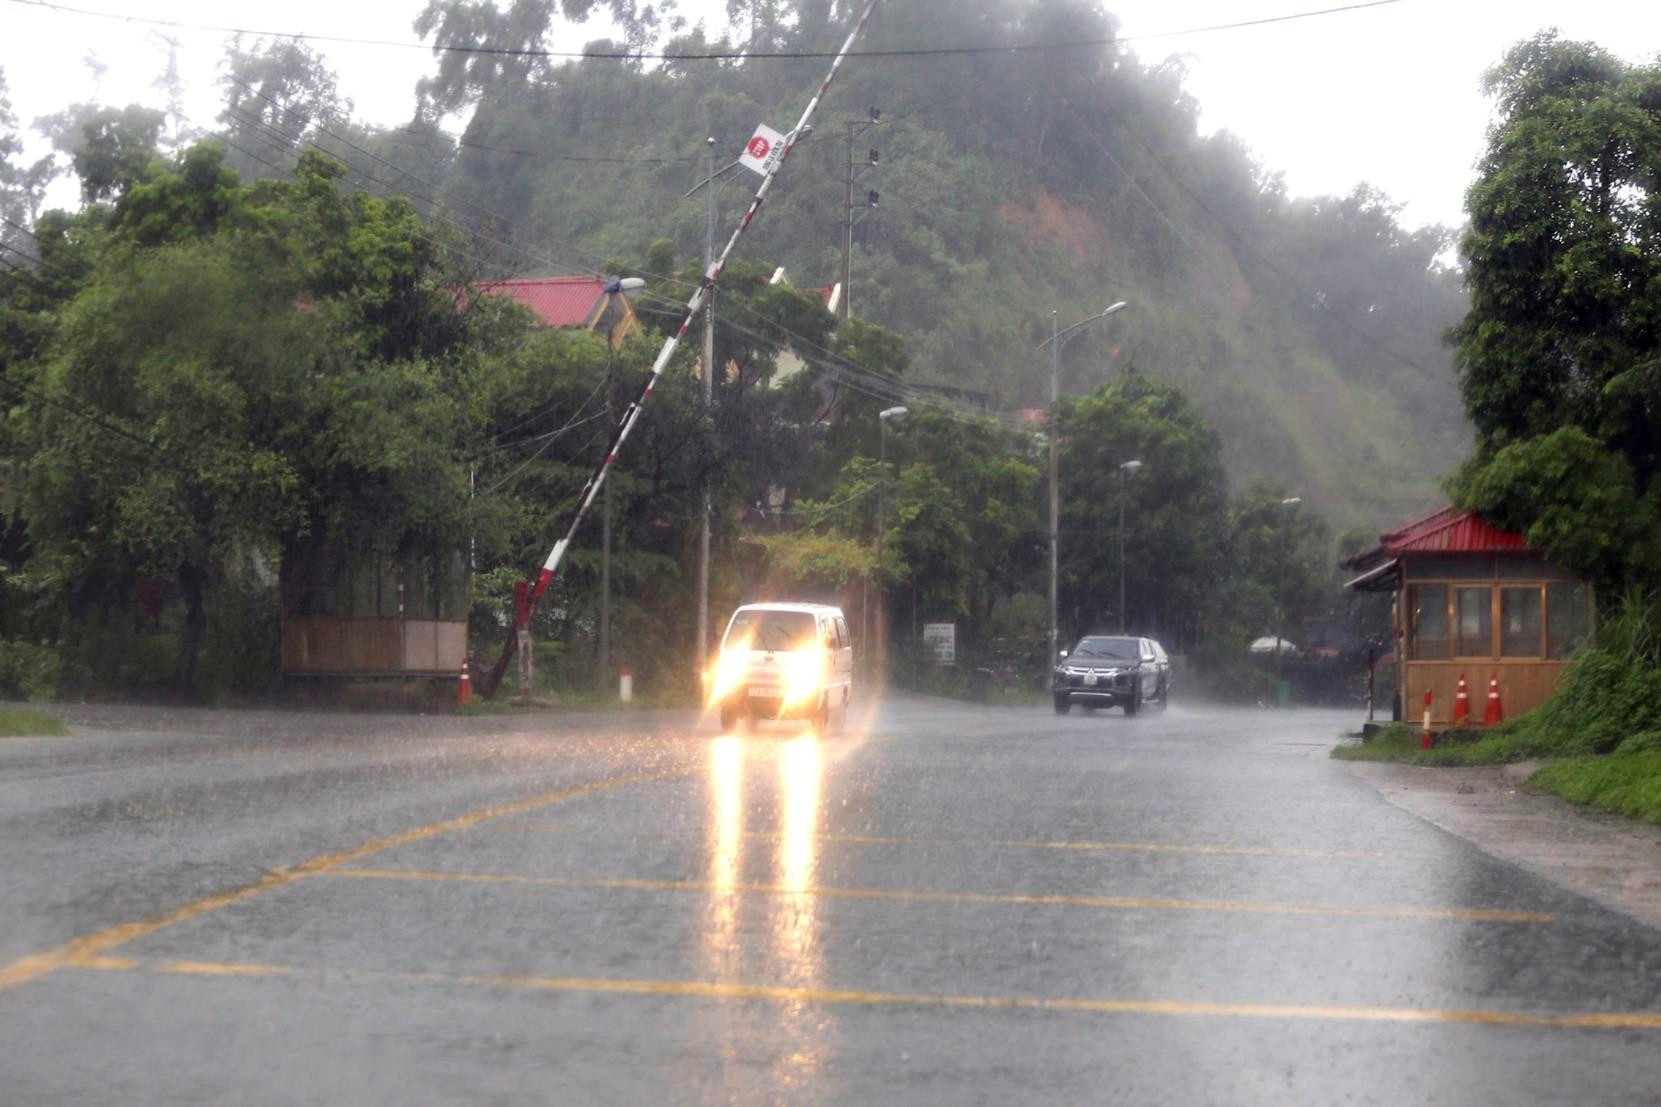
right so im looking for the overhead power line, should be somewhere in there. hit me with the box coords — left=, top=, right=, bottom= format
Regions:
left=10, top=0, right=1402, bottom=63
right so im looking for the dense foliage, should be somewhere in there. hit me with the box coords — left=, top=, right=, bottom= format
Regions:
left=1449, top=33, right=1661, bottom=590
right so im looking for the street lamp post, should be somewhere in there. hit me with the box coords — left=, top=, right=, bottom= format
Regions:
left=1037, top=301, right=1128, bottom=666
left=876, top=405, right=907, bottom=681
left=1118, top=459, right=1143, bottom=633
left=1275, top=496, right=1303, bottom=676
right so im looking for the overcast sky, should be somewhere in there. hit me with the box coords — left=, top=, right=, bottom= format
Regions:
left=3, top=0, right=1660, bottom=229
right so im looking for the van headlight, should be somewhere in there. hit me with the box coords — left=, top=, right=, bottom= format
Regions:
left=707, top=648, right=749, bottom=708
left=779, top=647, right=827, bottom=712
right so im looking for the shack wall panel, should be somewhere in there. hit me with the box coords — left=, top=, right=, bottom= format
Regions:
left=1400, top=661, right=1571, bottom=726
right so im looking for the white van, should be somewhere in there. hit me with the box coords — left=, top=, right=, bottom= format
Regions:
left=708, top=603, right=854, bottom=732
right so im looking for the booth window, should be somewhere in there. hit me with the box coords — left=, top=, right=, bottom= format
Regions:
left=1500, top=587, right=1542, bottom=657
left=1409, top=583, right=1448, bottom=659
left=1455, top=587, right=1493, bottom=657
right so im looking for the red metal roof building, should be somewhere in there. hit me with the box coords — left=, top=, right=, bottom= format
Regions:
left=474, top=276, right=639, bottom=344
left=1341, top=506, right=1592, bottom=726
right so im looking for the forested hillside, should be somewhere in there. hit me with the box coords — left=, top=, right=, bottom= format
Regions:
left=296, top=0, right=1465, bottom=527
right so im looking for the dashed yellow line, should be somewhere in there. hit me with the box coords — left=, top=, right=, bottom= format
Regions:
left=0, top=766, right=691, bottom=996
left=67, top=956, right=1661, bottom=1031
left=321, top=867, right=1552, bottom=923
left=512, top=825, right=1404, bottom=861
left=989, top=839, right=1397, bottom=860
left=161, top=960, right=289, bottom=977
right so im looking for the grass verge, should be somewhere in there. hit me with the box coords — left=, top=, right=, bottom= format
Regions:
left=0, top=707, right=69, bottom=738
left=1332, top=721, right=1564, bottom=766
left=1524, top=753, right=1661, bottom=827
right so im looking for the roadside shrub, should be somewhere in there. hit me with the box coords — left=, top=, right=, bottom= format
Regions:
left=0, top=639, right=64, bottom=701
left=1527, top=752, right=1661, bottom=827
left=1503, top=648, right=1661, bottom=756
left=194, top=578, right=282, bottom=701
left=1188, top=639, right=1278, bottom=704
left=1614, top=730, right=1661, bottom=755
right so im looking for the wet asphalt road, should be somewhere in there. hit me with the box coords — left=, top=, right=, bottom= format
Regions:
left=3, top=696, right=1661, bottom=1105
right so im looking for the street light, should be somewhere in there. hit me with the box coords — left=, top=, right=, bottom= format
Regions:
left=1118, top=459, right=1144, bottom=633
left=1275, top=496, right=1303, bottom=670
left=875, top=406, right=907, bottom=682
left=1036, top=301, right=1129, bottom=666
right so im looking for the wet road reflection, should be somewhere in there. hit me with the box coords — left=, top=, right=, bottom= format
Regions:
left=703, top=736, right=743, bottom=980
left=697, top=733, right=830, bottom=1099
left=773, top=735, right=828, bottom=1096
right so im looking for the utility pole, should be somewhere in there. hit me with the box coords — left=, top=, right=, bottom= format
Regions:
left=877, top=406, right=908, bottom=683
left=1048, top=309, right=1060, bottom=668
left=841, top=107, right=880, bottom=321
left=698, top=136, right=716, bottom=680
left=599, top=342, right=614, bottom=690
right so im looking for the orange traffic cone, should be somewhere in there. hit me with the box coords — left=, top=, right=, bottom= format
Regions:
left=456, top=659, right=473, bottom=706
left=1452, top=673, right=1471, bottom=726
left=1482, top=673, right=1502, bottom=725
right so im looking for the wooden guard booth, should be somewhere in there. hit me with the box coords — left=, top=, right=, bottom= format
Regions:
left=1341, top=506, right=1593, bottom=726
left=281, top=547, right=468, bottom=677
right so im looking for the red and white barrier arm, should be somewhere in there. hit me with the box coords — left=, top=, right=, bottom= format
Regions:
left=476, top=1, right=884, bottom=697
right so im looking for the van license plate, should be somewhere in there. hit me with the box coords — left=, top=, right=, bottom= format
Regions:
left=748, top=687, right=778, bottom=698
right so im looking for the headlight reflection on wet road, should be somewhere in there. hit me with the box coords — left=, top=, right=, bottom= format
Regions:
left=772, top=734, right=828, bottom=1095
left=698, top=733, right=830, bottom=1097
left=705, top=735, right=744, bottom=971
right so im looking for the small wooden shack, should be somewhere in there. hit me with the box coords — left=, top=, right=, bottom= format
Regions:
left=1341, top=506, right=1594, bottom=725
left=280, top=547, right=469, bottom=677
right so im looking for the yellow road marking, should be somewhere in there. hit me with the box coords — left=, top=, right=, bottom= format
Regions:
left=0, top=766, right=691, bottom=996
left=162, top=960, right=289, bottom=977
left=991, top=839, right=1398, bottom=860
left=322, top=867, right=1552, bottom=923
left=68, top=957, right=1661, bottom=1030
left=511, top=825, right=1401, bottom=860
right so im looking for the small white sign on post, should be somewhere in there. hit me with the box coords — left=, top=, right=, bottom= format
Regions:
left=738, top=123, right=787, bottom=177
left=922, top=623, right=956, bottom=664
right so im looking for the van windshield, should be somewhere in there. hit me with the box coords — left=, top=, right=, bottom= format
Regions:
left=725, top=610, right=817, bottom=652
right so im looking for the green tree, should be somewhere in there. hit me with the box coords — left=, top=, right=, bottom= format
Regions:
left=1449, top=33, right=1661, bottom=586
left=1222, top=479, right=1333, bottom=646
left=216, top=37, right=353, bottom=182
left=36, top=103, right=167, bottom=203
left=0, top=69, right=51, bottom=257
left=1450, top=428, right=1661, bottom=588
left=1056, top=371, right=1230, bottom=647
left=16, top=145, right=512, bottom=690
